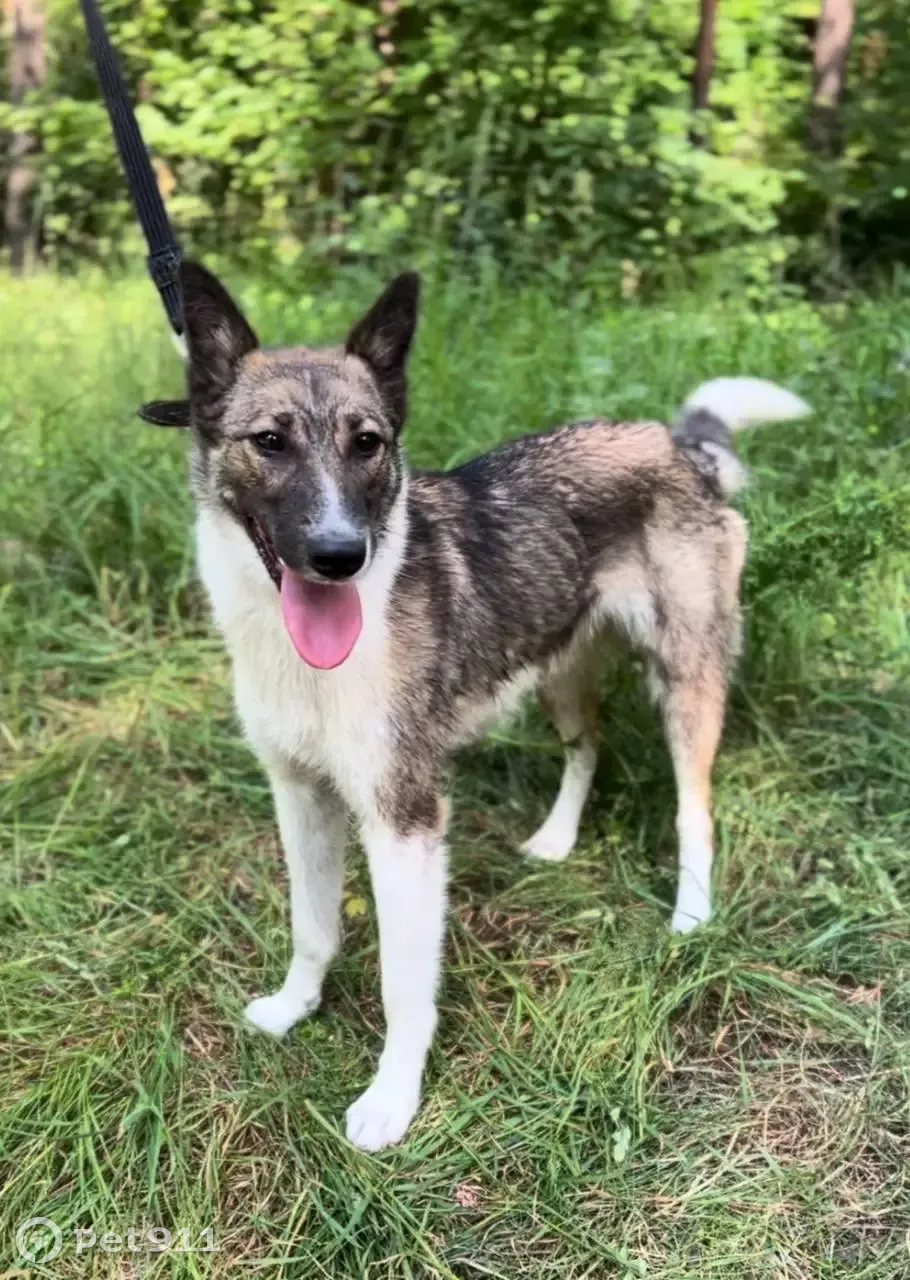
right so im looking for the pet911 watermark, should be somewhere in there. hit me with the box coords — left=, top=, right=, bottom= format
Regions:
left=14, top=1216, right=218, bottom=1264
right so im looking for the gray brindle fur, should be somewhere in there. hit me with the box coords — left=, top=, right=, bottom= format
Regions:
left=141, top=262, right=810, bottom=1150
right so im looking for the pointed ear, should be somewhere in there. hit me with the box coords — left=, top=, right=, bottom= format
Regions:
left=137, top=399, right=192, bottom=428
left=179, top=260, right=259, bottom=433
left=345, top=272, right=420, bottom=429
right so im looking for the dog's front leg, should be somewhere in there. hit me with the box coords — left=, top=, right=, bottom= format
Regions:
left=245, top=767, right=347, bottom=1036
left=346, top=806, right=448, bottom=1152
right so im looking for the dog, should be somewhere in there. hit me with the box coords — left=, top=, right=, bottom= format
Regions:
left=139, top=262, right=810, bottom=1151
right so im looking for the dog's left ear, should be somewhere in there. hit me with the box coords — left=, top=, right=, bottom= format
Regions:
left=345, top=272, right=420, bottom=429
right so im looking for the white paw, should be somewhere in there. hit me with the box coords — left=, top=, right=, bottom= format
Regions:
left=522, top=820, right=577, bottom=863
left=244, top=990, right=318, bottom=1037
left=345, top=1078, right=419, bottom=1152
left=671, top=894, right=711, bottom=934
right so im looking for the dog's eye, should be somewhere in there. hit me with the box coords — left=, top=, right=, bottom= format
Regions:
left=251, top=431, right=286, bottom=454
left=353, top=431, right=383, bottom=458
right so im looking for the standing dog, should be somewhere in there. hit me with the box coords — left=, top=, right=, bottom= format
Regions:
left=141, top=263, right=810, bottom=1150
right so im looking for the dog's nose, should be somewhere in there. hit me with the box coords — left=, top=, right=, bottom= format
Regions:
left=307, top=532, right=367, bottom=581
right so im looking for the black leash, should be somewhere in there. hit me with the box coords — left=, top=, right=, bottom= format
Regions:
left=78, top=0, right=183, bottom=338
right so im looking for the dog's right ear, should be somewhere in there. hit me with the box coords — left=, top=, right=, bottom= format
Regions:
left=179, top=260, right=259, bottom=433
left=138, top=399, right=192, bottom=428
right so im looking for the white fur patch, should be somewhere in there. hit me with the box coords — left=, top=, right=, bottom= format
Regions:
left=312, top=466, right=362, bottom=546
left=594, top=559, right=655, bottom=647
left=196, top=476, right=409, bottom=818
left=700, top=441, right=749, bottom=495
left=671, top=796, right=713, bottom=932
left=245, top=990, right=318, bottom=1037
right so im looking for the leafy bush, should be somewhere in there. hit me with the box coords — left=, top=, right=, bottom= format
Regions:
left=2, top=0, right=910, bottom=282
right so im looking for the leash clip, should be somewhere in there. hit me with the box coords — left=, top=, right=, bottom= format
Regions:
left=147, top=245, right=182, bottom=291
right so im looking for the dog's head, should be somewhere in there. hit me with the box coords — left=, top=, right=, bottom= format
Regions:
left=141, top=261, right=419, bottom=668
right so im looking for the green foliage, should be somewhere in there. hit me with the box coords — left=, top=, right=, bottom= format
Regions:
left=0, top=0, right=806, bottom=279
left=2, top=1, right=910, bottom=282
left=838, top=2, right=910, bottom=264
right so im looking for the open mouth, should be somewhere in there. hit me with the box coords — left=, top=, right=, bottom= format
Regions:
left=244, top=516, right=363, bottom=670
left=245, top=515, right=282, bottom=588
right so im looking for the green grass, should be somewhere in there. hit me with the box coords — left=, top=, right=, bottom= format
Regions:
left=1, top=267, right=909, bottom=1278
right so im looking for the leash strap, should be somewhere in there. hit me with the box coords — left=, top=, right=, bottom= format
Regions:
left=78, top=0, right=183, bottom=336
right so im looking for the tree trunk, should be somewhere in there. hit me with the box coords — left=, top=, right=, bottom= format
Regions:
left=693, top=0, right=719, bottom=114
left=4, top=0, right=46, bottom=272
left=809, top=0, right=855, bottom=156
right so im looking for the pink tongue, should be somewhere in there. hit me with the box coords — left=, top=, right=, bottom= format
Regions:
left=279, top=569, right=363, bottom=669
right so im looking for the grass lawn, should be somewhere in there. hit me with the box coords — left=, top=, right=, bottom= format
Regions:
left=1, top=268, right=909, bottom=1278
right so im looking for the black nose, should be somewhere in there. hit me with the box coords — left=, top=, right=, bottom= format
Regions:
left=307, top=532, right=367, bottom=581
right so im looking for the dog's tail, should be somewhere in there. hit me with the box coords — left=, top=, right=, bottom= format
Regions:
left=672, top=377, right=812, bottom=497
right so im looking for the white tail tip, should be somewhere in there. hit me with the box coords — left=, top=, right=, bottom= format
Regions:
left=683, top=377, right=812, bottom=433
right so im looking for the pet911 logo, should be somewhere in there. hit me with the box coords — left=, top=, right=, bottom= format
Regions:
left=14, top=1217, right=218, bottom=1262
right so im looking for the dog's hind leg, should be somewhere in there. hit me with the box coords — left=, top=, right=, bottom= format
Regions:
left=656, top=513, right=745, bottom=930
left=245, top=768, right=346, bottom=1036
left=523, top=653, right=600, bottom=862
left=656, top=648, right=728, bottom=933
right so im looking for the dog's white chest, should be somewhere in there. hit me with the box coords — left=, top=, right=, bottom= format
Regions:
left=196, top=509, right=395, bottom=814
